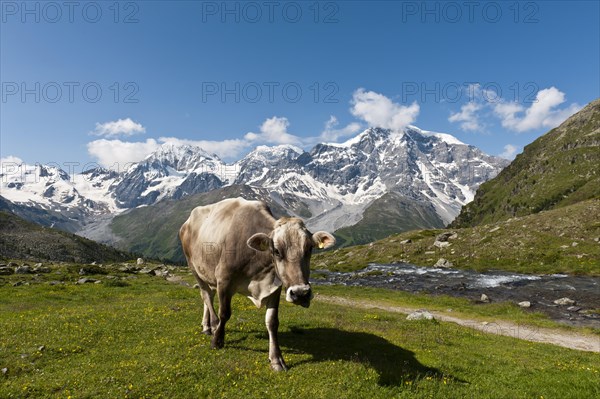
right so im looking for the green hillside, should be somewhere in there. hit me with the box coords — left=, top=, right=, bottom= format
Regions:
left=0, top=211, right=131, bottom=263
left=334, top=192, right=444, bottom=247
left=452, top=98, right=600, bottom=228
left=314, top=198, right=600, bottom=276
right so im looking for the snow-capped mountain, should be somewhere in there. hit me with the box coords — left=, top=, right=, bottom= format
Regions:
left=0, top=126, right=509, bottom=240
left=110, top=144, right=229, bottom=208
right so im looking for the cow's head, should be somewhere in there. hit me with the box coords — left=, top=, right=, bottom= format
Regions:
left=247, top=218, right=335, bottom=308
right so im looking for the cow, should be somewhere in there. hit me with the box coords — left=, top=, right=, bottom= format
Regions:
left=179, top=197, right=335, bottom=371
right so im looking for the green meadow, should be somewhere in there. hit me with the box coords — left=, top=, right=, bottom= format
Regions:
left=1, top=264, right=599, bottom=399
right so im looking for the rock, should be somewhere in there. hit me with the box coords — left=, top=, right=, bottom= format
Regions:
left=136, top=258, right=145, bottom=265
left=399, top=239, right=412, bottom=245
left=153, top=269, right=169, bottom=277
left=436, top=232, right=456, bottom=242
left=34, top=263, right=43, bottom=267
left=38, top=345, right=45, bottom=352
left=489, top=226, right=500, bottom=233
left=554, top=297, right=576, bottom=306
left=480, top=294, right=490, bottom=303
left=77, top=278, right=97, bottom=284
left=12, top=281, right=26, bottom=287
left=119, top=265, right=139, bottom=273
left=15, top=265, right=32, bottom=274
left=139, top=267, right=156, bottom=276
left=567, top=306, right=582, bottom=312
left=518, top=301, right=531, bottom=308
left=406, top=310, right=435, bottom=321
left=1, top=367, right=7, bottom=375
left=434, top=241, right=451, bottom=248
left=0, top=267, right=15, bottom=275
left=94, top=280, right=103, bottom=284
left=571, top=242, right=578, bottom=247
left=34, top=266, right=51, bottom=273
left=434, top=258, right=453, bottom=268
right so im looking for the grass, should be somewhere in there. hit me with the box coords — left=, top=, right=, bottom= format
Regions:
left=1, top=263, right=599, bottom=398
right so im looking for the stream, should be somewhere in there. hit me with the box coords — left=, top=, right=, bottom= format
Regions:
left=313, top=263, right=600, bottom=328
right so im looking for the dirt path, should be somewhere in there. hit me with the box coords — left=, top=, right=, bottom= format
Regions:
left=316, top=295, right=600, bottom=353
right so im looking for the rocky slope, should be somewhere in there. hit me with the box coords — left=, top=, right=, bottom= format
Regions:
left=0, top=211, right=132, bottom=263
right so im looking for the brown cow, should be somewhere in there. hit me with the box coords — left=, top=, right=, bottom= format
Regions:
left=179, top=197, right=335, bottom=371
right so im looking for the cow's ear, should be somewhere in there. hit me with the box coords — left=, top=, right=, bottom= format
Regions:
left=247, top=233, right=272, bottom=252
left=312, top=231, right=336, bottom=249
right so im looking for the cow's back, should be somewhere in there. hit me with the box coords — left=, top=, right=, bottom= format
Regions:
left=180, top=198, right=275, bottom=288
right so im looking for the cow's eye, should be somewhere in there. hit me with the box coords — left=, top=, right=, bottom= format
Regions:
left=273, top=248, right=282, bottom=258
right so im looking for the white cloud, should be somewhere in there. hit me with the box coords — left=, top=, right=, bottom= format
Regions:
left=448, top=102, right=483, bottom=132
left=87, top=138, right=160, bottom=168
left=1, top=155, right=26, bottom=177
left=499, top=144, right=520, bottom=160
left=244, top=116, right=302, bottom=145
left=0, top=155, right=24, bottom=166
left=91, top=118, right=146, bottom=137
left=316, top=115, right=362, bottom=142
left=493, top=87, right=581, bottom=133
left=350, top=88, right=420, bottom=131
left=88, top=116, right=304, bottom=167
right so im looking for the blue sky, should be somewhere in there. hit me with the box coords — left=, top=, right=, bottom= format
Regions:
left=1, top=0, right=599, bottom=171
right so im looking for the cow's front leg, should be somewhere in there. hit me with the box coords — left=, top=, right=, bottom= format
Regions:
left=212, top=285, right=232, bottom=349
left=265, top=289, right=287, bottom=371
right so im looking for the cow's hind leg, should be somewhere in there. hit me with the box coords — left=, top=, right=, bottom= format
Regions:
left=200, top=288, right=218, bottom=335
left=212, top=284, right=232, bottom=349
left=192, top=272, right=219, bottom=335
left=265, top=288, right=287, bottom=371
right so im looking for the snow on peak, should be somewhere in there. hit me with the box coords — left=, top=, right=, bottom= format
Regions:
left=408, top=125, right=466, bottom=146
left=244, top=144, right=304, bottom=162
left=146, top=143, right=220, bottom=163
left=325, top=127, right=403, bottom=148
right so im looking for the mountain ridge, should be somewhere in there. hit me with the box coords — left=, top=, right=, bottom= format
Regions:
left=1, top=125, right=508, bottom=252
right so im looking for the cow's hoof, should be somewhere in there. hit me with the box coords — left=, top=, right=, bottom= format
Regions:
left=201, top=329, right=212, bottom=336
left=211, top=337, right=224, bottom=349
left=271, top=364, right=286, bottom=372
left=270, top=358, right=288, bottom=372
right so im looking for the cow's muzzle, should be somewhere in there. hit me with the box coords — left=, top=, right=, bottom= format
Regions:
left=286, top=284, right=312, bottom=308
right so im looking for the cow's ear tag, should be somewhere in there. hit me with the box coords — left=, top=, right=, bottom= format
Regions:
left=318, top=242, right=324, bottom=249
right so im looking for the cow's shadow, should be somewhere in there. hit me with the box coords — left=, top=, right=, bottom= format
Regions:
left=278, top=327, right=457, bottom=387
